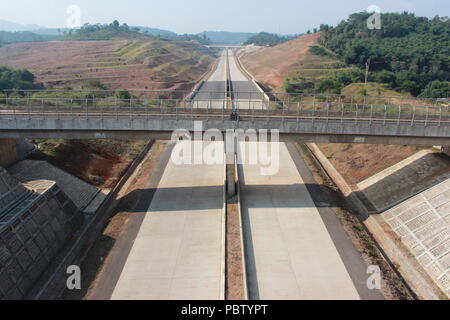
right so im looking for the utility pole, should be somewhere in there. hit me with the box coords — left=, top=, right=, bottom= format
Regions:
left=365, top=58, right=371, bottom=87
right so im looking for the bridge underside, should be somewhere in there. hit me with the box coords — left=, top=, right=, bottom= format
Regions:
left=1, top=130, right=449, bottom=146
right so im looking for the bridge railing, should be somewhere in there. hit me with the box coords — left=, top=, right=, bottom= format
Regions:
left=0, top=89, right=448, bottom=125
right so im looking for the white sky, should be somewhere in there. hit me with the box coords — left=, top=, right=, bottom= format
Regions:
left=0, top=0, right=448, bottom=34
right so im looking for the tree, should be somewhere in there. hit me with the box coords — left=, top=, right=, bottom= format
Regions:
left=0, top=66, right=44, bottom=91
left=316, top=79, right=343, bottom=94
left=243, top=32, right=294, bottom=47
left=112, top=20, right=120, bottom=30
left=371, top=70, right=396, bottom=85
left=318, top=12, right=450, bottom=96
left=332, top=68, right=365, bottom=86
left=284, top=77, right=315, bottom=94
left=309, top=45, right=331, bottom=57
left=116, top=89, right=132, bottom=100
left=81, top=80, right=108, bottom=90
left=419, top=81, right=450, bottom=98
left=63, top=21, right=143, bottom=40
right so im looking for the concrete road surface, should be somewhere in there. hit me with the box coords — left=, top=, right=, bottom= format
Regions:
left=238, top=141, right=361, bottom=300
left=192, top=50, right=227, bottom=109
left=228, top=50, right=266, bottom=110
left=111, top=141, right=225, bottom=300
left=232, top=64, right=362, bottom=299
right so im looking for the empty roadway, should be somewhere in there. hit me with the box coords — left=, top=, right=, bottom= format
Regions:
left=192, top=50, right=227, bottom=109
left=228, top=50, right=266, bottom=110
left=232, top=52, right=378, bottom=299
left=111, top=141, right=225, bottom=300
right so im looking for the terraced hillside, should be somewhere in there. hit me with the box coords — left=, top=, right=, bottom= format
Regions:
left=0, top=38, right=214, bottom=90
left=240, top=33, right=347, bottom=91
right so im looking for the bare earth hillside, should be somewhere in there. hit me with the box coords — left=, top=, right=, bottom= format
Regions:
left=0, top=38, right=214, bottom=187
left=317, top=144, right=427, bottom=186
left=241, top=33, right=335, bottom=91
left=0, top=39, right=213, bottom=90
left=30, top=139, right=148, bottom=188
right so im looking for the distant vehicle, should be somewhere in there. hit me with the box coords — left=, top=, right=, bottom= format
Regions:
left=230, top=110, right=240, bottom=121
left=437, top=98, right=450, bottom=107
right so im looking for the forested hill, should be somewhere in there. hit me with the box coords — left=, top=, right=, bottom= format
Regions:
left=62, top=21, right=149, bottom=40
left=244, top=32, right=297, bottom=46
left=62, top=21, right=211, bottom=44
left=0, top=31, right=57, bottom=44
left=318, top=12, right=450, bottom=97
left=197, top=31, right=256, bottom=44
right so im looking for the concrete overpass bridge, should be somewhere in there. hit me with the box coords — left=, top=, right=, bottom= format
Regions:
left=0, top=90, right=449, bottom=146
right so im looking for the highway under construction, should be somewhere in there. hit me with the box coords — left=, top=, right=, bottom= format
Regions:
left=95, top=49, right=384, bottom=300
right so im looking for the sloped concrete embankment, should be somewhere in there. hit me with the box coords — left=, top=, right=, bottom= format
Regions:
left=357, top=150, right=450, bottom=212
left=357, top=150, right=450, bottom=299
left=306, top=144, right=450, bottom=300
left=8, top=160, right=107, bottom=213
left=0, top=168, right=84, bottom=300
left=0, top=141, right=151, bottom=299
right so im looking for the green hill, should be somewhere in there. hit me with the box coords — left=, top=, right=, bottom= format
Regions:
left=319, top=12, right=450, bottom=98
left=62, top=21, right=145, bottom=40
left=0, top=30, right=57, bottom=43
left=197, top=31, right=256, bottom=44
left=244, top=32, right=297, bottom=46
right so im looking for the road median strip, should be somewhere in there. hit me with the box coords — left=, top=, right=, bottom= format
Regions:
left=225, top=153, right=248, bottom=300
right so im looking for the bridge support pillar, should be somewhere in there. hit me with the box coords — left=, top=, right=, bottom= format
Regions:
left=226, top=152, right=236, bottom=198
left=443, top=146, right=450, bottom=156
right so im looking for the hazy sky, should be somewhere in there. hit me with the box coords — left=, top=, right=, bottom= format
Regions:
left=0, top=0, right=448, bottom=34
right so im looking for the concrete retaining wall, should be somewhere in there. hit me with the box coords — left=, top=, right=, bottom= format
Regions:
left=0, top=169, right=84, bottom=300
left=0, top=139, right=17, bottom=167
left=0, top=139, right=34, bottom=168
left=444, top=146, right=450, bottom=156
left=9, top=160, right=102, bottom=211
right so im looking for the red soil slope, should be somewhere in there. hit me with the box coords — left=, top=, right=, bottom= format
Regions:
left=241, top=33, right=321, bottom=90
left=0, top=39, right=212, bottom=90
